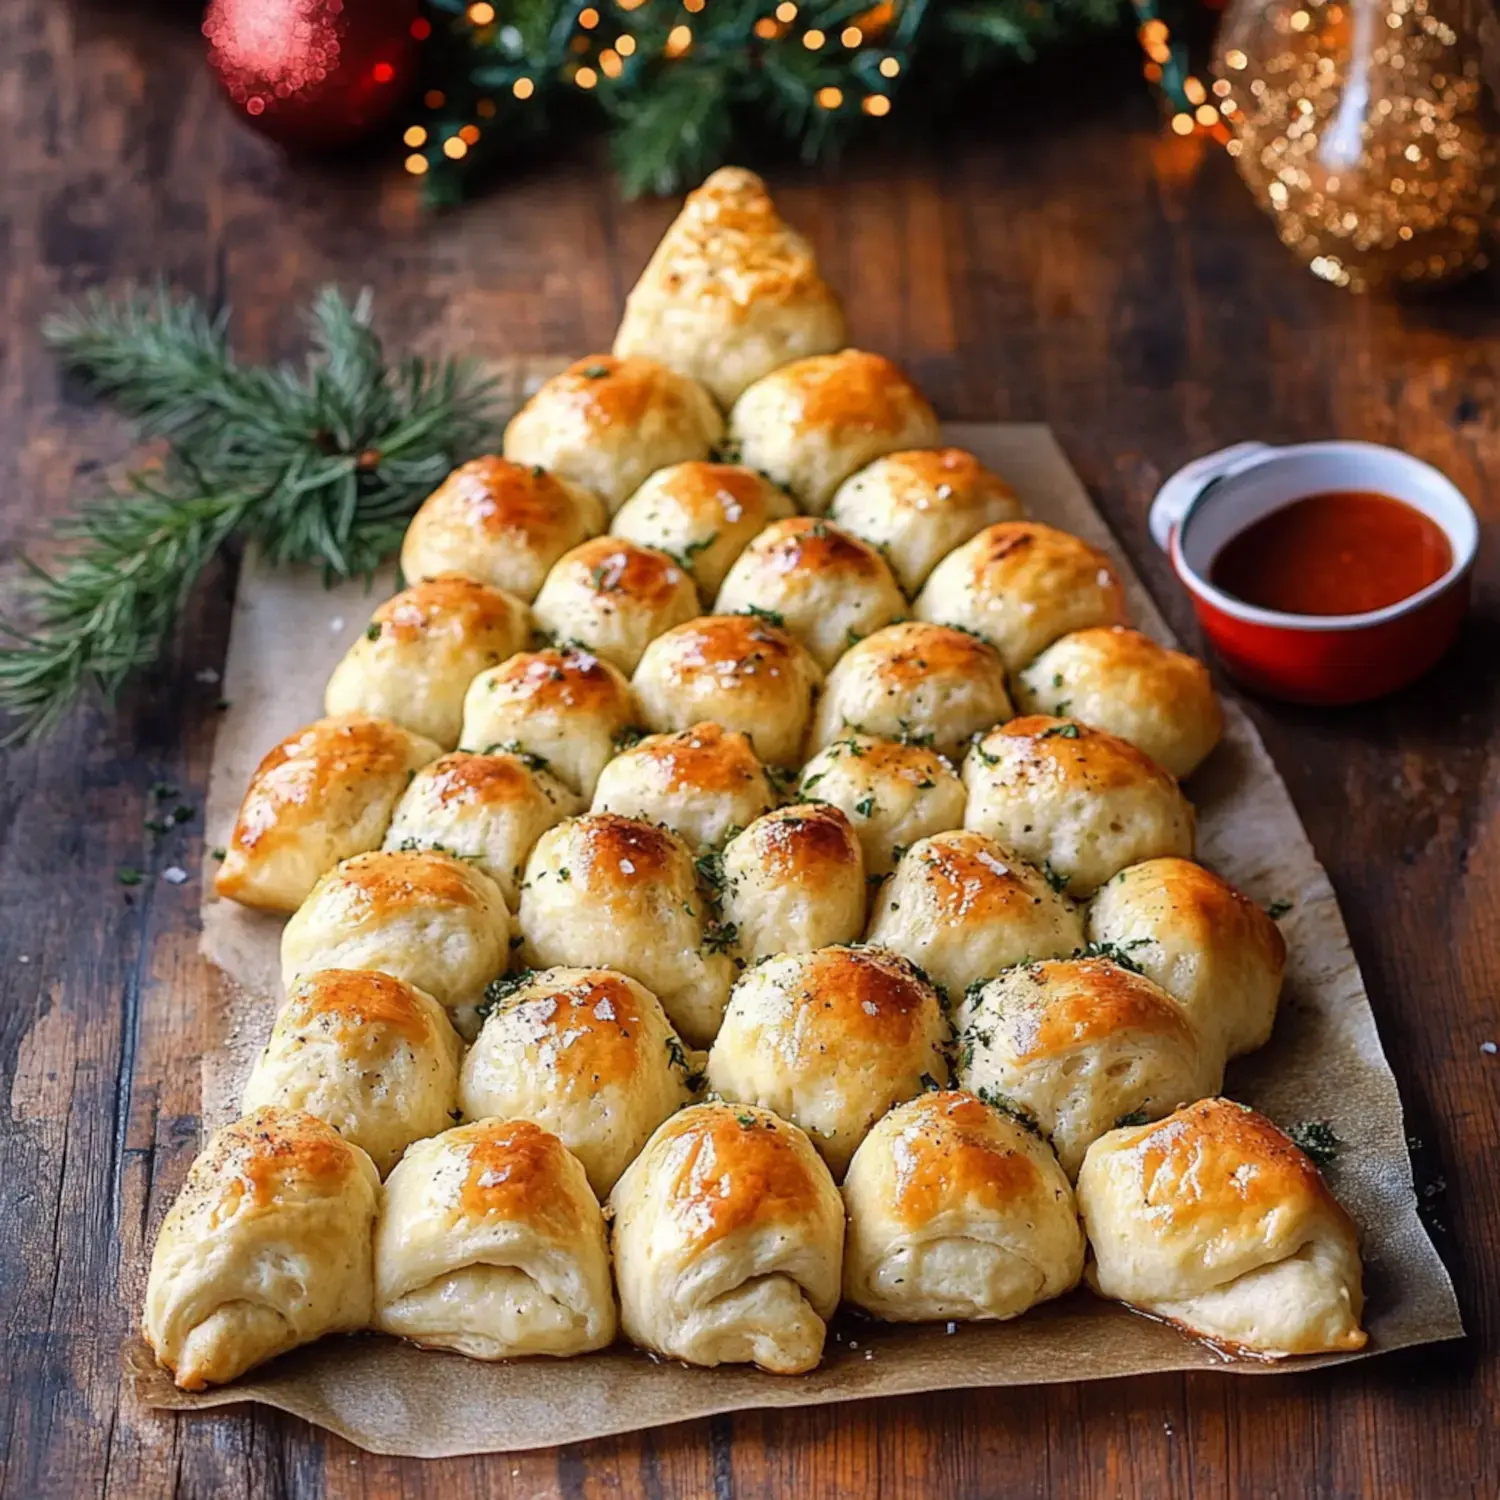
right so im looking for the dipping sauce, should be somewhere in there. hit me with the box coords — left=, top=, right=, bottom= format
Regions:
left=1209, top=491, right=1452, bottom=617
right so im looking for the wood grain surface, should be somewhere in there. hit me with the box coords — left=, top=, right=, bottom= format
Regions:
left=1, top=4, right=1496, bottom=1497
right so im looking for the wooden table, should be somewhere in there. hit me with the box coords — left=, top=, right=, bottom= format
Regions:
left=3, top=6, right=1497, bottom=1497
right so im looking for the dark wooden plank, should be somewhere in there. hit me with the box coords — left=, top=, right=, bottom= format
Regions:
left=0, top=3, right=1496, bottom=1497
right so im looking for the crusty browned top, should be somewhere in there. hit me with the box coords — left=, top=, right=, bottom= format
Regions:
left=656, top=1104, right=830, bottom=1247
left=745, top=516, right=889, bottom=579
left=200, top=1109, right=364, bottom=1228
left=415, top=750, right=541, bottom=808
left=779, top=944, right=939, bottom=1047
left=848, top=621, right=1005, bottom=687
left=477, top=647, right=631, bottom=712
left=369, top=575, right=521, bottom=643
left=562, top=537, right=691, bottom=605
left=867, top=447, right=1014, bottom=505
left=655, top=613, right=808, bottom=674
left=910, top=831, right=1053, bottom=919
left=325, top=849, right=494, bottom=916
left=571, top=813, right=691, bottom=888
left=975, top=716, right=1182, bottom=794
left=743, top=803, right=860, bottom=879
left=453, top=1118, right=583, bottom=1233
left=543, top=354, right=701, bottom=429
left=997, top=958, right=1196, bottom=1058
left=782, top=350, right=936, bottom=437
left=283, top=968, right=440, bottom=1048
left=417, top=455, right=585, bottom=541
left=626, top=723, right=767, bottom=794
left=494, top=970, right=655, bottom=1091
left=886, top=1091, right=1047, bottom=1228
left=647, top=461, right=780, bottom=522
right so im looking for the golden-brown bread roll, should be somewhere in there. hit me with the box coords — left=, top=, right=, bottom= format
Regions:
left=608, top=1102, right=844, bottom=1373
left=459, top=966, right=698, bottom=1196
left=706, top=946, right=949, bottom=1178
left=914, top=522, right=1127, bottom=671
left=632, top=613, right=822, bottom=767
left=1076, top=1098, right=1367, bottom=1355
left=590, top=721, right=777, bottom=853
left=531, top=536, right=700, bottom=675
left=866, top=831, right=1084, bottom=1003
left=841, top=1090, right=1084, bottom=1322
left=1086, top=857, right=1286, bottom=1060
left=1013, top=627, right=1223, bottom=780
left=459, top=646, right=638, bottom=800
left=716, top=802, right=866, bottom=962
left=727, top=349, right=941, bottom=514
left=518, top=814, right=736, bottom=1046
left=612, top=166, right=847, bottom=407
left=954, top=958, right=1218, bottom=1179
left=241, top=970, right=462, bottom=1176
left=502, top=354, right=723, bottom=514
left=374, top=1118, right=616, bottom=1359
left=796, top=732, right=966, bottom=877
left=610, top=461, right=795, bottom=600
left=324, top=576, right=531, bottom=749
left=382, top=749, right=581, bottom=907
left=142, top=1108, right=378, bottom=1390
left=829, top=448, right=1024, bottom=595
left=281, top=850, right=511, bottom=1039
left=713, top=516, right=907, bottom=670
left=214, top=715, right=442, bottom=913
left=810, top=621, right=1013, bottom=764
left=962, top=716, right=1194, bottom=897
left=399, top=456, right=606, bottom=601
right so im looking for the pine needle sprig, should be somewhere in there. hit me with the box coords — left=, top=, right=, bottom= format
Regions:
left=2, top=286, right=506, bottom=745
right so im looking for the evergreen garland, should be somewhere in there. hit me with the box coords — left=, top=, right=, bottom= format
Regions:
left=409, top=0, right=1194, bottom=202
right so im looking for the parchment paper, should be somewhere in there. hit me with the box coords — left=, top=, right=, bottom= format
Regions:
left=133, top=422, right=1464, bottom=1456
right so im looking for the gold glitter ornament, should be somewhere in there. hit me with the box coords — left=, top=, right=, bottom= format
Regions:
left=1214, top=0, right=1500, bottom=291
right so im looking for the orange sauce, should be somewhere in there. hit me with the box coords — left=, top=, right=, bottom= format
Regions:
left=1209, top=491, right=1451, bottom=617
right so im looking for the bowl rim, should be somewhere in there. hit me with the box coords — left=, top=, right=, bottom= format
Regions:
left=1169, top=440, right=1479, bottom=633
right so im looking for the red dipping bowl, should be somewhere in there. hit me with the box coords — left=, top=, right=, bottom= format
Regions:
left=1149, top=441, right=1479, bottom=706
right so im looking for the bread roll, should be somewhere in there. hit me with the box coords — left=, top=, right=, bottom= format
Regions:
left=241, top=970, right=462, bottom=1176
left=1076, top=1099, right=1366, bottom=1356
left=612, top=166, right=846, bottom=407
left=829, top=448, right=1024, bottom=594
left=810, top=621, right=1012, bottom=763
left=841, top=1090, right=1084, bottom=1321
left=383, top=749, right=582, bottom=906
left=713, top=516, right=906, bottom=670
left=914, top=522, right=1126, bottom=671
left=214, top=715, right=441, bottom=913
left=716, top=803, right=866, bottom=962
left=608, top=1102, right=844, bottom=1373
left=374, top=1119, right=616, bottom=1359
left=518, top=814, right=736, bottom=1046
left=459, top=966, right=698, bottom=1196
left=1013, top=627, right=1223, bottom=780
left=531, top=537, right=700, bottom=676
left=611, top=461, right=794, bottom=600
left=632, top=614, right=822, bottom=767
left=400, top=456, right=606, bottom=601
left=590, top=721, right=776, bottom=853
left=727, top=349, right=940, bottom=514
left=797, top=732, right=966, bottom=878
left=955, top=957, right=1217, bottom=1178
left=281, top=850, right=511, bottom=1039
left=962, top=716, right=1194, bottom=897
left=325, top=576, right=531, bottom=749
left=503, top=354, right=723, bottom=513
left=459, top=646, right=638, bottom=799
left=1086, top=857, right=1286, bottom=1060
left=706, top=945, right=949, bottom=1178
left=866, top=831, right=1084, bottom=1004
left=142, top=1109, right=378, bottom=1389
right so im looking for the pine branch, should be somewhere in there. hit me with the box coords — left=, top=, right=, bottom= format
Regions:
left=1, top=286, right=506, bottom=744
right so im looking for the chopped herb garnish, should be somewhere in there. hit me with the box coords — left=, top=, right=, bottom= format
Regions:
left=1038, top=722, right=1081, bottom=740
left=210, top=846, right=226, bottom=861
left=673, top=532, right=719, bottom=569
left=1041, top=859, right=1070, bottom=893
left=1267, top=899, right=1293, bottom=920
left=740, top=603, right=785, bottom=628
left=116, top=867, right=143, bottom=887
left=365, top=623, right=382, bottom=641
left=701, top=918, right=739, bottom=954
left=477, top=969, right=536, bottom=1020
left=1072, top=939, right=1149, bottom=975
left=975, top=1085, right=1042, bottom=1136
left=581, top=363, right=611, bottom=378
left=919, top=1072, right=943, bottom=1093
left=695, top=848, right=727, bottom=897
left=1286, top=1119, right=1340, bottom=1166
left=1114, top=1109, right=1150, bottom=1128
left=854, top=794, right=877, bottom=819
left=612, top=724, right=648, bottom=752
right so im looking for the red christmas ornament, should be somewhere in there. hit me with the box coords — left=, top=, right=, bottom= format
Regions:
left=203, top=0, right=421, bottom=150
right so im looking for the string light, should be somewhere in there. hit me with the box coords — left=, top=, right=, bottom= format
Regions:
left=477, top=98, right=497, bottom=117
left=405, top=153, right=429, bottom=175
left=683, top=0, right=706, bottom=11
left=862, top=94, right=891, bottom=116
left=600, top=48, right=623, bottom=78
left=1171, top=112, right=1194, bottom=135
left=404, top=125, right=427, bottom=147
left=579, top=7, right=600, bottom=26
left=842, top=26, right=862, bottom=46
left=513, top=77, right=535, bottom=99
left=775, top=2, right=797, bottom=20
left=409, top=17, right=431, bottom=40
left=754, top=17, right=778, bottom=38
left=575, top=65, right=599, bottom=88
left=616, top=34, right=636, bottom=55
left=443, top=136, right=468, bottom=158
left=424, top=89, right=445, bottom=109
left=372, top=62, right=395, bottom=84
left=467, top=2, right=495, bottom=23
left=878, top=56, right=900, bottom=78
left=460, top=123, right=481, bottom=144
left=804, top=28, right=825, bottom=49
left=666, top=24, right=692, bottom=56
left=816, top=85, right=843, bottom=108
